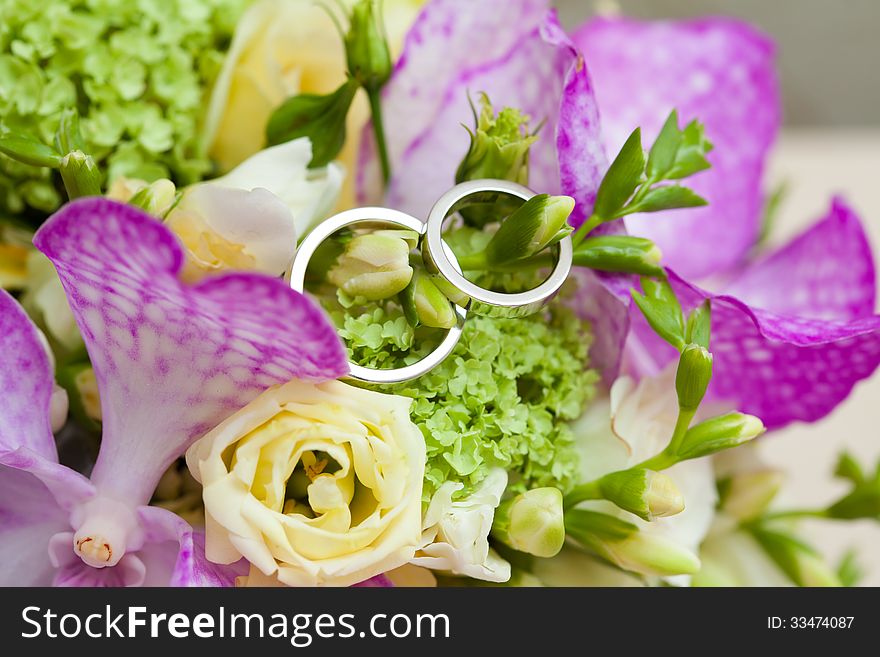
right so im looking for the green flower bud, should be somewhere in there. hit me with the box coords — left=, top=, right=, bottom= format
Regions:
left=675, top=343, right=713, bottom=411
left=492, top=487, right=565, bottom=558
left=327, top=232, right=414, bottom=300
left=455, top=95, right=537, bottom=226
left=751, top=527, right=841, bottom=587
left=345, top=0, right=393, bottom=91
left=599, top=469, right=685, bottom=521
left=59, top=150, right=102, bottom=198
left=719, top=470, right=785, bottom=522
left=266, top=77, right=359, bottom=168
left=128, top=179, right=178, bottom=218
left=399, top=269, right=457, bottom=329
left=572, top=235, right=664, bottom=277
left=485, top=194, right=575, bottom=266
left=675, top=412, right=766, bottom=461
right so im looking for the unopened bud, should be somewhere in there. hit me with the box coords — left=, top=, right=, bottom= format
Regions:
left=596, top=531, right=701, bottom=577
left=127, top=179, right=177, bottom=217
left=492, top=487, right=565, bottom=558
left=485, top=194, right=575, bottom=266
left=599, top=469, right=684, bottom=521
left=345, top=0, right=392, bottom=91
left=676, top=412, right=765, bottom=461
left=675, top=343, right=713, bottom=411
left=59, top=150, right=102, bottom=198
left=327, top=232, right=413, bottom=300
left=455, top=95, right=536, bottom=226
left=720, top=470, right=784, bottom=521
left=572, top=235, right=664, bottom=277
left=400, top=270, right=457, bottom=329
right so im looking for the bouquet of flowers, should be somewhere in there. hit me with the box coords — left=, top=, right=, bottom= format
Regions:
left=1, top=0, right=878, bottom=588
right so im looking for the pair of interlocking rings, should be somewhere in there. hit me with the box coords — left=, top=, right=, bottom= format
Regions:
left=287, top=179, right=573, bottom=384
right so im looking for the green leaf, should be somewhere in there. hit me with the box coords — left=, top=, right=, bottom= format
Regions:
left=834, top=451, right=864, bottom=485
left=631, top=277, right=686, bottom=351
left=0, top=134, right=63, bottom=168
left=623, top=185, right=707, bottom=215
left=646, top=110, right=682, bottom=179
left=265, top=77, right=359, bottom=168
left=685, top=300, right=711, bottom=349
left=665, top=119, right=713, bottom=180
left=592, top=127, right=645, bottom=220
left=837, top=549, right=864, bottom=587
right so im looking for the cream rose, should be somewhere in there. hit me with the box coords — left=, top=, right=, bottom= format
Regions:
left=186, top=379, right=426, bottom=587
left=203, top=0, right=423, bottom=205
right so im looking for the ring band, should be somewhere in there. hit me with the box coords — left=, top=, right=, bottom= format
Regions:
left=421, top=179, right=573, bottom=318
left=287, top=207, right=467, bottom=384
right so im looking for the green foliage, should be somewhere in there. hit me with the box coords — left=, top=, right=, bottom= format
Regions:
left=0, top=0, right=250, bottom=217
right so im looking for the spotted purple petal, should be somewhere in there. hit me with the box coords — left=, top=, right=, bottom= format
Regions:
left=724, top=198, right=875, bottom=320
left=358, top=2, right=605, bottom=223
left=628, top=267, right=880, bottom=429
left=139, top=506, right=246, bottom=587
left=573, top=17, right=780, bottom=279
left=0, top=289, right=56, bottom=460
left=34, top=198, right=348, bottom=507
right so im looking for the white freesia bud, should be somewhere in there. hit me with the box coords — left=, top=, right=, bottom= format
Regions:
left=208, top=138, right=343, bottom=239
left=595, top=531, right=702, bottom=577
left=492, top=487, right=565, bottom=558
left=328, top=232, right=414, bottom=300
left=412, top=468, right=512, bottom=583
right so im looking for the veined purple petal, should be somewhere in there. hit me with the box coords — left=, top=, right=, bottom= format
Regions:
left=359, top=2, right=605, bottom=223
left=627, top=271, right=880, bottom=429
left=724, top=198, right=876, bottom=320
left=573, top=17, right=781, bottom=279
left=34, top=198, right=348, bottom=506
left=0, top=290, right=56, bottom=460
left=0, top=461, right=71, bottom=586
left=139, top=506, right=246, bottom=587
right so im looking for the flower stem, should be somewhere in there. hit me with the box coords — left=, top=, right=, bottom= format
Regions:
left=563, top=479, right=602, bottom=511
left=367, top=87, right=391, bottom=187
left=571, top=214, right=602, bottom=248
left=758, top=509, right=831, bottom=523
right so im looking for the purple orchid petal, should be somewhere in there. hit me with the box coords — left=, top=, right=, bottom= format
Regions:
left=353, top=574, right=394, bottom=587
left=34, top=198, right=348, bottom=507
left=138, top=506, right=246, bottom=587
left=0, top=290, right=56, bottom=460
left=724, top=198, right=876, bottom=320
left=0, top=462, right=71, bottom=586
left=572, top=17, right=781, bottom=279
left=359, top=2, right=606, bottom=223
left=627, top=270, right=880, bottom=429
left=568, top=268, right=631, bottom=385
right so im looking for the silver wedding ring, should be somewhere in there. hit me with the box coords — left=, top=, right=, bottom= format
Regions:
left=287, top=206, right=467, bottom=384
left=421, top=179, right=573, bottom=318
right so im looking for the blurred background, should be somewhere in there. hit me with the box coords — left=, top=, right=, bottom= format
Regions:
left=558, top=0, right=880, bottom=584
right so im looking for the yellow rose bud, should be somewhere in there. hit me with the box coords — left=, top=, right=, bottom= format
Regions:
left=203, top=0, right=424, bottom=207
left=186, top=380, right=426, bottom=587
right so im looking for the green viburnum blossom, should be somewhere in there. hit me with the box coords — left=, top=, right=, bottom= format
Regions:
left=0, top=0, right=249, bottom=217
left=329, top=273, right=598, bottom=504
